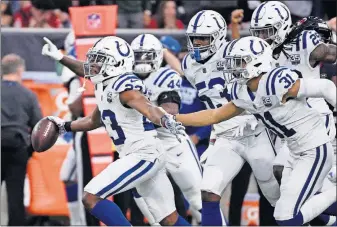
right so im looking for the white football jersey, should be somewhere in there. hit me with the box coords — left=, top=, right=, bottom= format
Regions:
left=231, top=66, right=330, bottom=153
left=94, top=73, right=158, bottom=159
left=143, top=67, right=182, bottom=143
left=182, top=41, right=262, bottom=137
left=274, top=30, right=331, bottom=115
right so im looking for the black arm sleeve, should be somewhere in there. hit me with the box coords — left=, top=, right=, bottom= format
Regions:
left=157, top=90, right=181, bottom=108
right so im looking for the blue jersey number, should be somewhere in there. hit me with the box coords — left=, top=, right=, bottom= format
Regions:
left=199, top=78, right=231, bottom=109
left=168, top=79, right=181, bottom=89
left=102, top=109, right=126, bottom=145
left=279, top=73, right=295, bottom=89
left=254, top=111, right=296, bottom=138
left=309, top=33, right=320, bottom=46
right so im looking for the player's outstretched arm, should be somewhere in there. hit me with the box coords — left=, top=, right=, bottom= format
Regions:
left=310, top=43, right=337, bottom=65
left=285, top=79, right=337, bottom=108
left=175, top=101, right=244, bottom=127
left=120, top=90, right=168, bottom=126
left=42, top=37, right=85, bottom=76
left=48, top=106, right=102, bottom=134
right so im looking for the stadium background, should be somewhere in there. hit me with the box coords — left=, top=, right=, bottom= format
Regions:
left=1, top=0, right=336, bottom=226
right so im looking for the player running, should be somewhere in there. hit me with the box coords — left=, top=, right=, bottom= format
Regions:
left=249, top=1, right=337, bottom=186
left=41, top=36, right=190, bottom=226
left=175, top=36, right=337, bottom=226
left=182, top=10, right=280, bottom=225
left=129, top=33, right=203, bottom=225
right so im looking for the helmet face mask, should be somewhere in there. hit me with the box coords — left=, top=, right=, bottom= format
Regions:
left=186, top=10, right=227, bottom=61
left=133, top=49, right=159, bottom=76
left=186, top=32, right=217, bottom=61
left=83, top=36, right=135, bottom=85
left=223, top=55, right=252, bottom=84
left=131, top=34, right=164, bottom=77
left=250, top=1, right=292, bottom=49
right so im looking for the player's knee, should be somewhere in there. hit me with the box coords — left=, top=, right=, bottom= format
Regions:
left=273, top=165, right=284, bottom=185
left=201, top=191, right=221, bottom=202
left=82, top=191, right=102, bottom=210
left=159, top=210, right=179, bottom=226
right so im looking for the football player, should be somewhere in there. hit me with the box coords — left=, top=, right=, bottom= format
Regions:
left=41, top=36, right=190, bottom=226
left=130, top=33, right=203, bottom=225
left=182, top=10, right=280, bottom=225
left=249, top=1, right=337, bottom=186
left=174, top=36, right=337, bottom=226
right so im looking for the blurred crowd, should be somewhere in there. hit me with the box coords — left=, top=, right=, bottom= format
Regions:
left=1, top=0, right=336, bottom=29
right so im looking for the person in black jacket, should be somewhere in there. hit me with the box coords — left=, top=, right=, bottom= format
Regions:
left=1, top=54, right=43, bottom=225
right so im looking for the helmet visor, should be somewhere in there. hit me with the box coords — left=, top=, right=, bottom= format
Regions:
left=223, top=55, right=251, bottom=84
left=83, top=49, right=116, bottom=77
left=250, top=25, right=276, bottom=42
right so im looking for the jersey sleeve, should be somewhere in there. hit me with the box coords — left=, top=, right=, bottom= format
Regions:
left=152, top=70, right=182, bottom=101
left=298, top=30, right=323, bottom=69
left=181, top=54, right=196, bottom=88
left=265, top=67, right=299, bottom=102
left=111, top=74, right=146, bottom=94
left=230, top=81, right=246, bottom=109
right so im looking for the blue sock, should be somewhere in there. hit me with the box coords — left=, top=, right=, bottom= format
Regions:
left=174, top=215, right=191, bottom=226
left=202, top=201, right=226, bottom=226
left=65, top=183, right=78, bottom=202
left=324, top=202, right=337, bottom=216
left=90, top=199, right=131, bottom=226
left=276, top=212, right=304, bottom=226
left=310, top=214, right=336, bottom=226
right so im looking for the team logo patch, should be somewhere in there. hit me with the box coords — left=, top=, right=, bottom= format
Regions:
left=87, top=13, right=101, bottom=29
left=107, top=92, right=113, bottom=103
left=262, top=96, right=272, bottom=107
left=289, top=54, right=301, bottom=65
left=216, top=61, right=225, bottom=71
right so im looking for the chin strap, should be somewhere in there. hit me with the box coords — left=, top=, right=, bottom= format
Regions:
left=77, top=75, right=88, bottom=93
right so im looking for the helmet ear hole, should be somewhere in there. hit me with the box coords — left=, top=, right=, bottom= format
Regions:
left=254, top=63, right=262, bottom=67
left=283, top=25, right=288, bottom=31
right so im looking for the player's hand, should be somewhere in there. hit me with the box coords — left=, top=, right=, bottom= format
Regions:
left=231, top=9, right=244, bottom=24
left=232, top=119, right=258, bottom=137
left=42, top=37, right=64, bottom=61
left=47, top=116, right=66, bottom=135
left=328, top=166, right=336, bottom=183
left=161, top=114, right=185, bottom=142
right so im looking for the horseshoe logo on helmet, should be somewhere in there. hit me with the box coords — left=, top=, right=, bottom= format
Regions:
left=115, top=41, right=130, bottom=57
left=250, top=40, right=265, bottom=55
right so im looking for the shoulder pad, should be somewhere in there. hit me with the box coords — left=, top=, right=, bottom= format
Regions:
left=265, top=67, right=298, bottom=99
left=294, top=30, right=322, bottom=52
left=153, top=68, right=180, bottom=89
left=181, top=53, right=190, bottom=72
left=111, top=73, right=146, bottom=94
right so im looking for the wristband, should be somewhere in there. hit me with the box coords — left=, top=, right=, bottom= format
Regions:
left=64, top=121, right=72, bottom=132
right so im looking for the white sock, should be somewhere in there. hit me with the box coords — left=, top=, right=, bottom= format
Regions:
left=190, top=207, right=202, bottom=223
left=300, top=186, right=337, bottom=224
left=133, top=196, right=159, bottom=225
left=68, top=201, right=86, bottom=225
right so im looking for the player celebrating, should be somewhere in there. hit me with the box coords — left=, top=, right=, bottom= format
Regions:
left=249, top=1, right=337, bottom=184
left=175, top=36, right=337, bottom=226
left=41, top=36, right=190, bottom=226
left=182, top=10, right=280, bottom=225
left=130, top=33, right=203, bottom=225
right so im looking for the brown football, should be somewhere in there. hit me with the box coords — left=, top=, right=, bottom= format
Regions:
left=31, top=117, right=59, bottom=152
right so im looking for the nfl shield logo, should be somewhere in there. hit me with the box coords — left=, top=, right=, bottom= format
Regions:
left=87, top=13, right=101, bottom=29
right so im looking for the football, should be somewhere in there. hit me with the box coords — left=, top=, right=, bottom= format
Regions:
left=31, top=117, right=59, bottom=152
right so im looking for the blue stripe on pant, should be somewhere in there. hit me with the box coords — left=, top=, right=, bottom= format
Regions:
left=186, top=139, right=203, bottom=174
left=96, top=160, right=152, bottom=197
left=293, top=144, right=327, bottom=216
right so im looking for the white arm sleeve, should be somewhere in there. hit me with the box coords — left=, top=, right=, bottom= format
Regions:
left=297, top=78, right=336, bottom=108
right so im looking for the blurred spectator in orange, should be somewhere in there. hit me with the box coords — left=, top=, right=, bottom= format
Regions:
left=1, top=1, right=13, bottom=27
left=147, top=0, right=184, bottom=29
